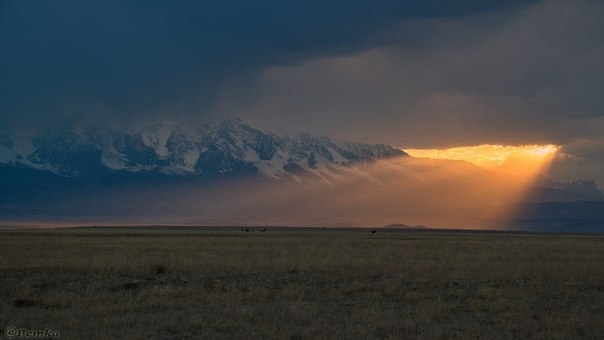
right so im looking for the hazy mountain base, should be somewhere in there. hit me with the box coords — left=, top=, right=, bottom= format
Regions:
left=0, top=158, right=500, bottom=227
left=2, top=157, right=604, bottom=231
left=1, top=227, right=603, bottom=339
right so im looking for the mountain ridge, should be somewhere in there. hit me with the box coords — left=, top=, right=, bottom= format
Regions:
left=2, top=118, right=604, bottom=231
left=0, top=117, right=407, bottom=182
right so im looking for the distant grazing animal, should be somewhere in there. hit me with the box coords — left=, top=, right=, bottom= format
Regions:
left=371, top=229, right=377, bottom=234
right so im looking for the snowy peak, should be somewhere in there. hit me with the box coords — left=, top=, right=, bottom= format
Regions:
left=137, top=121, right=182, bottom=157
left=0, top=118, right=407, bottom=180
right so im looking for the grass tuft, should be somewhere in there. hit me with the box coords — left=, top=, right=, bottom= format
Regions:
left=153, top=264, right=166, bottom=275
left=13, top=298, right=43, bottom=308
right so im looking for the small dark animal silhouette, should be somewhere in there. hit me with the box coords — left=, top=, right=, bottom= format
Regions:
left=371, top=229, right=377, bottom=233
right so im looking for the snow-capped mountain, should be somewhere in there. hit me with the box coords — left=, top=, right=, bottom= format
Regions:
left=0, top=117, right=407, bottom=181
left=2, top=119, right=604, bottom=231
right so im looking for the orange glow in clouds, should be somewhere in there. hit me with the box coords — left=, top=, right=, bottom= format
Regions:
left=405, top=144, right=559, bottom=175
left=405, top=144, right=560, bottom=187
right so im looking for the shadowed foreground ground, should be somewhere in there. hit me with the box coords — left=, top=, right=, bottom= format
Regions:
left=1, top=227, right=603, bottom=339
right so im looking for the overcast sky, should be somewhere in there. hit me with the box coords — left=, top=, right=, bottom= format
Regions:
left=1, top=0, right=603, bottom=173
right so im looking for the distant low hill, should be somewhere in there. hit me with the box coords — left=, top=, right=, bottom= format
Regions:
left=382, top=223, right=430, bottom=230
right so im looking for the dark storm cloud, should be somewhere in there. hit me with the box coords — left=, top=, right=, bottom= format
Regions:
left=3, top=0, right=603, bottom=182
left=1, top=0, right=535, bottom=128
left=227, top=0, right=604, bottom=150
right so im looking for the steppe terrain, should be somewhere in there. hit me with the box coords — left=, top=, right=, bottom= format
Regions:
left=1, top=227, right=603, bottom=339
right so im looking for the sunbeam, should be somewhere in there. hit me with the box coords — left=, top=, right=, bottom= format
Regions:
left=405, top=144, right=560, bottom=228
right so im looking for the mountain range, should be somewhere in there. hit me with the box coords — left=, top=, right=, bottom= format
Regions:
left=0, top=117, right=405, bottom=182
left=1, top=117, right=603, bottom=231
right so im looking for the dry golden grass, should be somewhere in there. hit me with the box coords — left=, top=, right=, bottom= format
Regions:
left=1, top=227, right=603, bottom=339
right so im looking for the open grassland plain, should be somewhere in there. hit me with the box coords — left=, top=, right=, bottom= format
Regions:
left=1, top=227, right=603, bottom=339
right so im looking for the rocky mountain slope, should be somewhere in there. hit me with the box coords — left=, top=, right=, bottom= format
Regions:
left=0, top=117, right=406, bottom=182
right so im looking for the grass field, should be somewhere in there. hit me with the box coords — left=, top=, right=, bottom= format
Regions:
left=1, top=227, right=603, bottom=339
